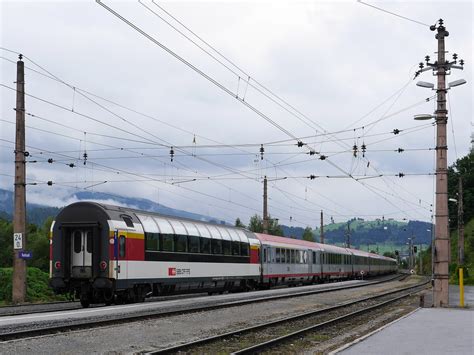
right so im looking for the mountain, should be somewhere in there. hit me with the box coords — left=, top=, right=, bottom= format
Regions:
left=281, top=218, right=432, bottom=247
left=0, top=188, right=432, bottom=246
left=71, top=191, right=224, bottom=224
left=0, top=188, right=224, bottom=225
left=0, top=189, right=61, bottom=226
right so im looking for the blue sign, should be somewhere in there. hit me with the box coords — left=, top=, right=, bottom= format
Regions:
left=19, top=251, right=33, bottom=259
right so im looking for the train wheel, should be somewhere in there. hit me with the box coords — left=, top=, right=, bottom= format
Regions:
left=80, top=296, right=90, bottom=308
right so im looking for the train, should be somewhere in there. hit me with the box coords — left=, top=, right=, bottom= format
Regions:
left=49, top=202, right=398, bottom=307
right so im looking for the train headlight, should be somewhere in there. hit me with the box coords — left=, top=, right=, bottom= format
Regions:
left=100, top=261, right=107, bottom=271
left=54, top=261, right=61, bottom=270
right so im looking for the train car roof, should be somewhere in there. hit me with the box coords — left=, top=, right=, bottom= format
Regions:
left=56, top=201, right=259, bottom=244
left=255, top=233, right=353, bottom=255
left=255, top=233, right=323, bottom=250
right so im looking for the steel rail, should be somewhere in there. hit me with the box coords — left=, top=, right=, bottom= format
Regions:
left=0, top=274, right=401, bottom=317
left=0, top=274, right=402, bottom=340
left=143, top=278, right=429, bottom=354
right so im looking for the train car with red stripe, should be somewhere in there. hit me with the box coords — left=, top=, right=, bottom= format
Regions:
left=49, top=202, right=261, bottom=307
left=49, top=202, right=397, bottom=307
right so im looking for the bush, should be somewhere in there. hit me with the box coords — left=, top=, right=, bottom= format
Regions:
left=0, top=267, right=66, bottom=303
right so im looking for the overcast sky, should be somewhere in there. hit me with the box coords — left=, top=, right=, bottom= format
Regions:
left=1, top=0, right=472, bottom=227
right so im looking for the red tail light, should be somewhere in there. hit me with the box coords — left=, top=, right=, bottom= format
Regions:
left=54, top=261, right=61, bottom=270
left=100, top=261, right=107, bottom=270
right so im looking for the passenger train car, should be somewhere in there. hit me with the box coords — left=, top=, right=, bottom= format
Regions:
left=49, top=202, right=397, bottom=307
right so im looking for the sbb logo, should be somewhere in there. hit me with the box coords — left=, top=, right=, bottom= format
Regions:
left=168, top=267, right=176, bottom=276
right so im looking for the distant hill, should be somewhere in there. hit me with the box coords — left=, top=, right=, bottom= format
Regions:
left=282, top=218, right=432, bottom=247
left=0, top=188, right=432, bottom=247
left=0, top=188, right=224, bottom=226
left=0, top=189, right=61, bottom=226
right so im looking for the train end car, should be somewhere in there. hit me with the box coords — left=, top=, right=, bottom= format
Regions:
left=50, top=202, right=261, bottom=307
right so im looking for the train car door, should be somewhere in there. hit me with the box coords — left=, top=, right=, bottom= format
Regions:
left=115, top=230, right=128, bottom=282
left=71, top=228, right=93, bottom=279
left=263, top=246, right=271, bottom=276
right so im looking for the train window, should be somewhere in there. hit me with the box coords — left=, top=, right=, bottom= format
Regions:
left=212, top=239, right=222, bottom=254
left=162, top=234, right=174, bottom=252
left=276, top=248, right=281, bottom=263
left=86, top=231, right=92, bottom=253
left=240, top=242, right=249, bottom=256
left=303, top=251, right=307, bottom=263
left=145, top=232, right=160, bottom=251
left=299, top=251, right=304, bottom=264
left=175, top=235, right=187, bottom=253
left=122, top=216, right=134, bottom=228
left=312, top=251, right=316, bottom=264
left=280, top=249, right=285, bottom=263
left=188, top=235, right=199, bottom=253
left=119, top=235, right=126, bottom=258
left=232, top=241, right=240, bottom=256
left=200, top=237, right=211, bottom=254
left=223, top=240, right=232, bottom=255
left=263, top=248, right=267, bottom=262
left=73, top=230, right=82, bottom=253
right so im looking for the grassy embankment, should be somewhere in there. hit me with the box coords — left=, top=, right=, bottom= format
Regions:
left=0, top=267, right=67, bottom=305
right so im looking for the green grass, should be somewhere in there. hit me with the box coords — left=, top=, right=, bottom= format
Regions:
left=0, top=267, right=67, bottom=304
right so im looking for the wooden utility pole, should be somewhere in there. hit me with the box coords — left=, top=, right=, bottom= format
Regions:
left=262, top=176, right=268, bottom=234
left=458, top=177, right=464, bottom=265
left=12, top=54, right=27, bottom=304
left=320, top=210, right=324, bottom=243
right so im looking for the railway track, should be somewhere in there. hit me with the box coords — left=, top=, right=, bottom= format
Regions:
left=0, top=274, right=403, bottom=341
left=141, top=278, right=429, bottom=354
left=0, top=274, right=402, bottom=317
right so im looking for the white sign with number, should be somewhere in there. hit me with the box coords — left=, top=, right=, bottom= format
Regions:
left=13, top=233, right=23, bottom=250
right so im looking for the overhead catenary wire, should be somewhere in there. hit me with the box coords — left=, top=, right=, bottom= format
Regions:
left=123, top=3, right=436, bottom=217
left=0, top=26, right=434, bottom=227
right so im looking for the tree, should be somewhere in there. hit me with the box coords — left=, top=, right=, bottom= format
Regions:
left=302, top=227, right=314, bottom=242
left=248, top=214, right=263, bottom=233
left=448, top=152, right=473, bottom=228
left=248, top=214, right=283, bottom=236
left=235, top=218, right=245, bottom=228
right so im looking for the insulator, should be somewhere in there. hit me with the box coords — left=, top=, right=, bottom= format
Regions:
left=309, top=174, right=316, bottom=180
left=453, top=53, right=458, bottom=60
left=309, top=150, right=316, bottom=156
left=319, top=155, right=326, bottom=160
left=393, top=129, right=400, bottom=135
left=260, top=144, right=264, bottom=160
left=419, top=62, right=424, bottom=69
left=47, top=181, right=53, bottom=186
left=361, top=143, right=366, bottom=157
left=352, top=144, right=358, bottom=158
left=297, top=141, right=304, bottom=147
left=68, top=163, right=75, bottom=168
left=48, top=158, right=53, bottom=163
left=460, top=59, right=464, bottom=66
left=398, top=173, right=405, bottom=178
left=170, top=147, right=174, bottom=162
left=397, top=148, right=404, bottom=153
left=425, top=55, right=430, bottom=62
left=24, top=151, right=30, bottom=157
left=83, top=152, right=88, bottom=165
